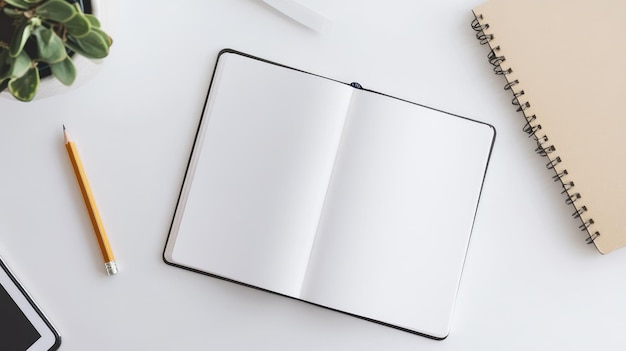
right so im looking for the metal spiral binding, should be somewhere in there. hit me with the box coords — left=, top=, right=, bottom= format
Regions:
left=471, top=15, right=600, bottom=245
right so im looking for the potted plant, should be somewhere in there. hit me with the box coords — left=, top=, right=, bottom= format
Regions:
left=0, top=0, right=112, bottom=102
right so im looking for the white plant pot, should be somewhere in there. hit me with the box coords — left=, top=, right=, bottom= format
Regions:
left=2, top=0, right=119, bottom=101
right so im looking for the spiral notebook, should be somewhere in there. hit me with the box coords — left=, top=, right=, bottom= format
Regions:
left=163, top=50, right=495, bottom=338
left=472, top=0, right=626, bottom=254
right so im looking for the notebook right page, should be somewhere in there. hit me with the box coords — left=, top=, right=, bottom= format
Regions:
left=300, top=90, right=494, bottom=338
left=473, top=0, right=626, bottom=253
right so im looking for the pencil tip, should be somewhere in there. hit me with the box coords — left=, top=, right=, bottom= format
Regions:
left=62, top=124, right=66, bottom=131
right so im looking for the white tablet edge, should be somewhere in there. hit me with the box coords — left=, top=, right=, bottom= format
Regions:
left=0, top=257, right=60, bottom=351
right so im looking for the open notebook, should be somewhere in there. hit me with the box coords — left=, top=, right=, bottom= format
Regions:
left=472, top=0, right=626, bottom=254
left=164, top=50, right=495, bottom=339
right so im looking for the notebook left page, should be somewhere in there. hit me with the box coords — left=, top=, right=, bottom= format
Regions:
left=165, top=51, right=354, bottom=297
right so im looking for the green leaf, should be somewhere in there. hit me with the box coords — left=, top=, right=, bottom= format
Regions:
left=33, top=26, right=66, bottom=63
left=0, top=50, right=31, bottom=80
left=65, top=12, right=91, bottom=37
left=3, top=7, right=25, bottom=17
left=92, top=27, right=113, bottom=47
left=34, top=0, right=77, bottom=23
left=23, top=0, right=44, bottom=3
left=8, top=66, right=39, bottom=101
left=4, top=0, right=31, bottom=10
left=11, top=51, right=31, bottom=78
left=84, top=14, right=101, bottom=28
left=50, top=56, right=75, bottom=85
left=8, top=20, right=33, bottom=57
left=66, top=31, right=109, bottom=59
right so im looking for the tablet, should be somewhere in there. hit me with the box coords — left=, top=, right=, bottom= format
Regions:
left=0, top=256, right=61, bottom=351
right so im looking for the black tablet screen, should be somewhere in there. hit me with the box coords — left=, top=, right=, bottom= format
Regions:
left=0, top=282, right=41, bottom=351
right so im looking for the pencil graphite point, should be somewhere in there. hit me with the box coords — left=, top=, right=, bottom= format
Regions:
left=63, top=125, right=70, bottom=144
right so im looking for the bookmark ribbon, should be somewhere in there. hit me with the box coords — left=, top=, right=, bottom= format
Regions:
left=261, top=0, right=330, bottom=32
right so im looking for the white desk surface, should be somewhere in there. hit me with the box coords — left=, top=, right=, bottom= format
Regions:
left=1, top=0, right=625, bottom=350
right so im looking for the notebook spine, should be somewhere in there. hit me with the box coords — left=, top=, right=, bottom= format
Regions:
left=471, top=14, right=600, bottom=245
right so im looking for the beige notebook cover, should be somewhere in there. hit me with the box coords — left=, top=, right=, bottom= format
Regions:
left=472, top=0, right=626, bottom=254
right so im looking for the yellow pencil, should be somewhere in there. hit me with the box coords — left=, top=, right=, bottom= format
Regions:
left=63, top=125, right=118, bottom=276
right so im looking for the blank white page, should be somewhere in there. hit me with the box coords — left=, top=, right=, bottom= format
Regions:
left=165, top=52, right=353, bottom=297
left=300, top=90, right=494, bottom=338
